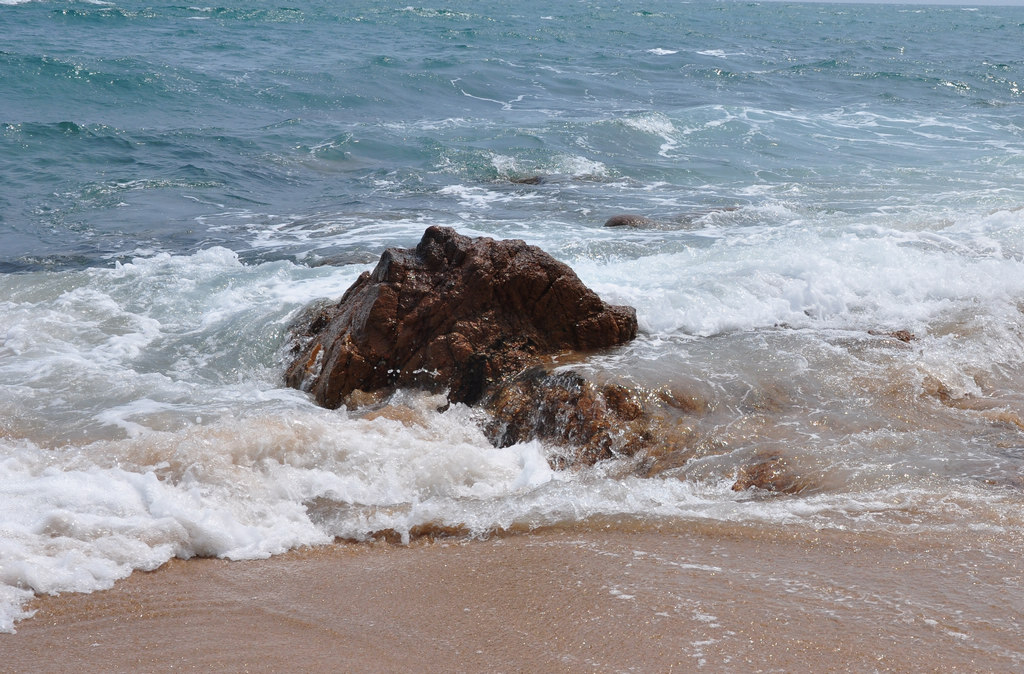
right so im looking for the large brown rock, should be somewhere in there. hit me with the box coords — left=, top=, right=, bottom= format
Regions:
left=285, top=226, right=638, bottom=408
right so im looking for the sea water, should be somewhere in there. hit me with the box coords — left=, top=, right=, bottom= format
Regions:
left=2, top=0, right=1024, bottom=633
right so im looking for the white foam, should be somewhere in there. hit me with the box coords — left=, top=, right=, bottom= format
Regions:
left=547, top=154, right=608, bottom=178
left=3, top=212, right=1024, bottom=631
left=3, top=384, right=1022, bottom=632
left=573, top=206, right=1024, bottom=344
left=490, top=154, right=520, bottom=175
left=400, top=6, right=473, bottom=20
left=383, top=117, right=472, bottom=132
left=487, top=152, right=608, bottom=180
left=439, top=184, right=542, bottom=209
left=622, top=112, right=679, bottom=157
left=0, top=394, right=565, bottom=631
left=439, top=184, right=506, bottom=208
left=0, top=435, right=328, bottom=616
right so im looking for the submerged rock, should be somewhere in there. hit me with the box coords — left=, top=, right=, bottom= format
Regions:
left=285, top=225, right=638, bottom=409
left=483, top=367, right=653, bottom=467
left=603, top=213, right=657, bottom=228
left=730, top=451, right=816, bottom=495
left=868, top=329, right=917, bottom=343
left=603, top=207, right=742, bottom=231
left=508, top=175, right=545, bottom=185
left=482, top=366, right=722, bottom=469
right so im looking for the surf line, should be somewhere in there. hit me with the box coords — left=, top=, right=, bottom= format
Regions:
left=450, top=77, right=526, bottom=110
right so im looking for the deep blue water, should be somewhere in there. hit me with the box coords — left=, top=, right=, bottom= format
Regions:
left=3, top=0, right=1023, bottom=269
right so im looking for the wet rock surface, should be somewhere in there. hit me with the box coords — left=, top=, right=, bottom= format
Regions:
left=603, top=213, right=657, bottom=228
left=483, top=367, right=653, bottom=467
left=482, top=366, right=710, bottom=470
left=730, top=451, right=817, bottom=495
left=287, top=231, right=900, bottom=482
left=285, top=226, right=638, bottom=410
left=868, top=329, right=917, bottom=343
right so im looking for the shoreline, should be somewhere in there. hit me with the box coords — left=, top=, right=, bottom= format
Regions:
left=6, top=521, right=1021, bottom=672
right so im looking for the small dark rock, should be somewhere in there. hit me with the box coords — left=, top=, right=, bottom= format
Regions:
left=731, top=451, right=815, bottom=495
left=868, top=329, right=917, bottom=343
left=306, top=250, right=381, bottom=267
left=509, top=175, right=545, bottom=185
left=603, top=214, right=657, bottom=228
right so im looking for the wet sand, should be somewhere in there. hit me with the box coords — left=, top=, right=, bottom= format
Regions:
left=5, top=520, right=1022, bottom=672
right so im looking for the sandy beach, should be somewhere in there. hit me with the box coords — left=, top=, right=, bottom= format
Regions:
left=6, top=520, right=1021, bottom=672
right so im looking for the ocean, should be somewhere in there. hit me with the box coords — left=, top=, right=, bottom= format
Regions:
left=2, top=0, right=1024, bottom=659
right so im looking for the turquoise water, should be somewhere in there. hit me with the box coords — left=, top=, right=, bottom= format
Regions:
left=3, top=1, right=1023, bottom=267
left=2, top=0, right=1024, bottom=637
